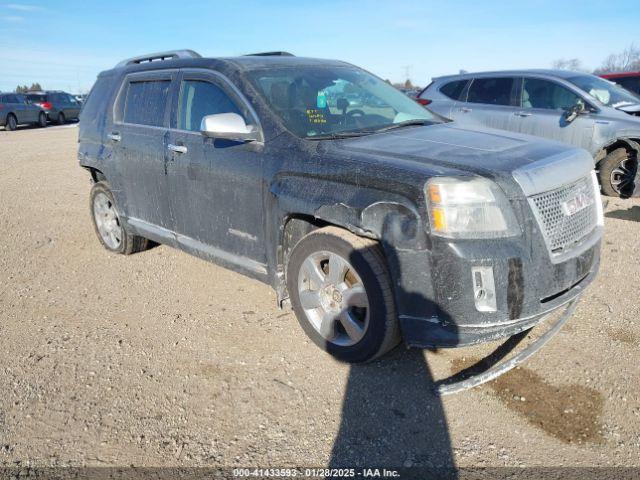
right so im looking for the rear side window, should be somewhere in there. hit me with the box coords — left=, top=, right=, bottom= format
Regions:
left=80, top=77, right=112, bottom=121
left=439, top=80, right=467, bottom=100
left=521, top=78, right=582, bottom=110
left=177, top=80, right=243, bottom=132
left=123, top=80, right=171, bottom=127
left=467, top=77, right=514, bottom=106
left=26, top=94, right=46, bottom=103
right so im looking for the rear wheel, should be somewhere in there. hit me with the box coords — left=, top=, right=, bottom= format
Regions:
left=56, top=112, right=66, bottom=125
left=598, top=148, right=637, bottom=197
left=90, top=181, right=149, bottom=255
left=5, top=114, right=17, bottom=131
left=286, top=226, right=400, bottom=363
left=37, top=112, right=47, bottom=128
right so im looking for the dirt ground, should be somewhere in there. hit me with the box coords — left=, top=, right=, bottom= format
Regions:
left=1, top=125, right=639, bottom=471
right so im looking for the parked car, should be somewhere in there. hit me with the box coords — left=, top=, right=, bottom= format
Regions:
left=25, top=90, right=82, bottom=124
left=0, top=92, right=47, bottom=130
left=78, top=51, right=602, bottom=388
left=600, top=71, right=640, bottom=96
left=419, top=70, right=640, bottom=196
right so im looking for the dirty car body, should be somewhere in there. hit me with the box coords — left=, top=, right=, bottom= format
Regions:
left=78, top=52, right=603, bottom=379
left=420, top=69, right=640, bottom=197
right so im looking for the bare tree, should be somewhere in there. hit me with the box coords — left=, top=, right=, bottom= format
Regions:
left=595, top=44, right=640, bottom=74
left=551, top=58, right=584, bottom=71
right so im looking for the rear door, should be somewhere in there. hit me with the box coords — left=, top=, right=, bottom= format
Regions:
left=452, top=76, right=519, bottom=132
left=15, top=94, right=38, bottom=123
left=165, top=69, right=266, bottom=270
left=512, top=76, right=595, bottom=151
left=435, top=79, right=469, bottom=120
left=110, top=71, right=176, bottom=234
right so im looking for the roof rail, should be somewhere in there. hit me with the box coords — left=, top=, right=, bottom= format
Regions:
left=244, top=51, right=294, bottom=57
left=115, top=49, right=201, bottom=68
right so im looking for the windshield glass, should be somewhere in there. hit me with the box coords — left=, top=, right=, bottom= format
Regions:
left=249, top=65, right=437, bottom=138
left=567, top=75, right=640, bottom=108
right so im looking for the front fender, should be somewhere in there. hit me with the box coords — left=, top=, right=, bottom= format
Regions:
left=271, top=175, right=428, bottom=250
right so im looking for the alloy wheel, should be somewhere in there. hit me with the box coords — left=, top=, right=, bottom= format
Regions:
left=297, top=251, right=369, bottom=347
left=93, top=192, right=123, bottom=249
left=610, top=156, right=637, bottom=194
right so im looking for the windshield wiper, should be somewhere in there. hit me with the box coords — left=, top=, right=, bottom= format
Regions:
left=371, top=119, right=431, bottom=133
left=307, top=131, right=373, bottom=140
left=307, top=119, right=432, bottom=140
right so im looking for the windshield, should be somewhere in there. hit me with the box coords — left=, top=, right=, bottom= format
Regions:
left=567, top=75, right=640, bottom=108
left=249, top=65, right=437, bottom=138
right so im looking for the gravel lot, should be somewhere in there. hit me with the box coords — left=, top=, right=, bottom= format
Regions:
left=0, top=125, right=639, bottom=471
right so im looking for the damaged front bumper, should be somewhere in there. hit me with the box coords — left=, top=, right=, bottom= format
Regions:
left=392, top=227, right=602, bottom=349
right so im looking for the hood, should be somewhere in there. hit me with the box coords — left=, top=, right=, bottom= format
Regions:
left=616, top=103, right=640, bottom=117
left=336, top=123, right=582, bottom=174
left=331, top=123, right=594, bottom=197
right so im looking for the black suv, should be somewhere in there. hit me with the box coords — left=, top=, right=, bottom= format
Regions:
left=78, top=50, right=603, bottom=386
left=26, top=90, right=81, bottom=124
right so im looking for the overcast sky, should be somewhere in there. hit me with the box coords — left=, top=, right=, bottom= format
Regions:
left=0, top=0, right=638, bottom=93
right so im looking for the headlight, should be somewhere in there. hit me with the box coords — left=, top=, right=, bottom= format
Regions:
left=425, top=177, right=520, bottom=238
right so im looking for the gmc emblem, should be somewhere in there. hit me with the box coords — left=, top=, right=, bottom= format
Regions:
left=561, top=191, right=593, bottom=216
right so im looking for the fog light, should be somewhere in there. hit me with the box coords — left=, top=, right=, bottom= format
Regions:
left=471, top=266, right=497, bottom=312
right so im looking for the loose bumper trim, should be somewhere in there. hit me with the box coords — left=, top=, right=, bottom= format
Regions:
left=434, top=296, right=579, bottom=395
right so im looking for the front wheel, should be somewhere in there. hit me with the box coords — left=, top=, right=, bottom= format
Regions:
left=37, top=112, right=47, bottom=128
left=90, top=181, right=149, bottom=255
left=598, top=148, right=637, bottom=197
left=286, top=226, right=400, bottom=363
left=56, top=112, right=66, bottom=125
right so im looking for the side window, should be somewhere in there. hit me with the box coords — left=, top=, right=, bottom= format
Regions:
left=440, top=80, right=468, bottom=100
left=521, top=78, right=582, bottom=110
left=6, top=94, right=17, bottom=103
left=467, top=77, right=514, bottom=106
left=177, top=80, right=243, bottom=132
left=123, top=80, right=171, bottom=127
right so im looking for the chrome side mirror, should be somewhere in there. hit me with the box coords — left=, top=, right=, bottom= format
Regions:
left=200, top=113, right=259, bottom=142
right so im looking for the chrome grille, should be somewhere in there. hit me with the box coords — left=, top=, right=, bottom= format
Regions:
left=529, top=175, right=598, bottom=255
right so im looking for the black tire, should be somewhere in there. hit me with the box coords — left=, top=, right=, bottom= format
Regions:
left=56, top=112, right=66, bottom=125
left=598, top=147, right=637, bottom=197
left=286, top=226, right=400, bottom=363
left=5, top=114, right=17, bottom=131
left=37, top=112, right=47, bottom=128
left=89, top=181, right=149, bottom=255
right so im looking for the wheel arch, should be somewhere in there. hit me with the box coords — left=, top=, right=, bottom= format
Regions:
left=275, top=200, right=428, bottom=306
left=595, top=137, right=640, bottom=166
left=83, top=166, right=107, bottom=184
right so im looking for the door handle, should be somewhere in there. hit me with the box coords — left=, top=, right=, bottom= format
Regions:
left=460, top=107, right=472, bottom=113
left=168, top=144, right=188, bottom=154
left=107, top=132, right=121, bottom=142
left=514, top=111, right=532, bottom=117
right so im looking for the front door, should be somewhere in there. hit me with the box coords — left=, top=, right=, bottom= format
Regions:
left=512, top=77, right=595, bottom=151
left=166, top=70, right=266, bottom=273
left=110, top=71, right=176, bottom=234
